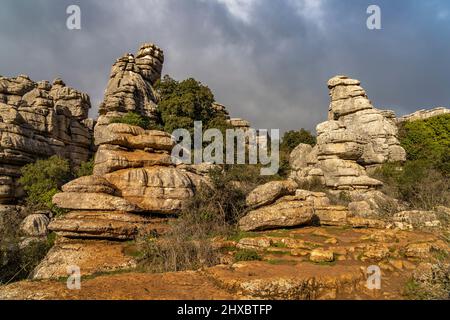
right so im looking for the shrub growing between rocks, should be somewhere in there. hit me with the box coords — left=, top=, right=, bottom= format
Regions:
left=373, top=161, right=449, bottom=211
left=136, top=164, right=276, bottom=273
left=18, top=156, right=71, bottom=215
left=155, top=76, right=230, bottom=134
left=75, top=158, right=95, bottom=178
left=281, top=129, right=316, bottom=152
left=399, top=114, right=450, bottom=175
left=0, top=214, right=55, bottom=285
left=110, top=112, right=163, bottom=130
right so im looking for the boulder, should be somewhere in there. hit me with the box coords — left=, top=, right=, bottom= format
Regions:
left=20, top=214, right=49, bottom=237
left=314, top=206, right=348, bottom=226
left=31, top=239, right=137, bottom=280
left=239, top=198, right=314, bottom=231
left=289, top=144, right=313, bottom=170
left=246, top=180, right=297, bottom=208
left=309, top=249, right=334, bottom=263
left=289, top=75, right=405, bottom=191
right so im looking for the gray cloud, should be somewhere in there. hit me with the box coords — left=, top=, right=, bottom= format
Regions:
left=0, top=0, right=449, bottom=132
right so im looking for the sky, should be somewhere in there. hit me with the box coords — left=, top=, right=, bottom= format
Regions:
left=0, top=0, right=449, bottom=132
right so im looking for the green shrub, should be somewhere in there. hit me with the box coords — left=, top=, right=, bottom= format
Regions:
left=75, top=158, right=94, bottom=178
left=18, top=156, right=71, bottom=215
left=0, top=219, right=54, bottom=285
left=399, top=114, right=450, bottom=174
left=276, top=129, right=316, bottom=178
left=234, top=249, right=261, bottom=262
left=281, top=129, right=316, bottom=152
left=155, top=76, right=230, bottom=134
left=373, top=161, right=449, bottom=210
left=110, top=112, right=155, bottom=130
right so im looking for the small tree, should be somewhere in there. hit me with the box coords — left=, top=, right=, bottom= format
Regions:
left=155, top=76, right=230, bottom=134
left=399, top=114, right=450, bottom=174
left=18, top=156, right=71, bottom=214
left=75, top=158, right=95, bottom=178
left=281, top=129, right=316, bottom=152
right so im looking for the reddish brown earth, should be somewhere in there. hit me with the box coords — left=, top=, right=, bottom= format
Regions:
left=0, top=226, right=448, bottom=300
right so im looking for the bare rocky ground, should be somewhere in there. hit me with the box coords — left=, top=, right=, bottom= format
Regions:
left=1, top=224, right=447, bottom=300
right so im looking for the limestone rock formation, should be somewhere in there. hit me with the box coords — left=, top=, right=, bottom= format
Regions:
left=48, top=43, right=208, bottom=249
left=20, top=214, right=50, bottom=237
left=97, top=43, right=164, bottom=129
left=239, top=197, right=315, bottom=231
left=246, top=180, right=297, bottom=209
left=397, top=107, right=450, bottom=123
left=290, top=75, right=406, bottom=191
left=0, top=75, right=94, bottom=204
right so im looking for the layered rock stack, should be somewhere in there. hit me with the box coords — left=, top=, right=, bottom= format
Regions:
left=33, top=43, right=209, bottom=279
left=48, top=43, right=210, bottom=242
left=290, top=75, right=406, bottom=191
left=97, top=43, right=164, bottom=129
left=0, top=75, right=94, bottom=204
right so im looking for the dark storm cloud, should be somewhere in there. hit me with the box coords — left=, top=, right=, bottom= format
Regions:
left=0, top=0, right=449, bottom=132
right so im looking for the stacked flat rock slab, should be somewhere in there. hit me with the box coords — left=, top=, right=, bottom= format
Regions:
left=49, top=43, right=208, bottom=243
left=0, top=75, right=94, bottom=204
left=290, top=76, right=406, bottom=191
left=238, top=179, right=357, bottom=231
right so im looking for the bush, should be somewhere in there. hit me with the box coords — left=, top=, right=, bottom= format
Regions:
left=234, top=249, right=261, bottom=262
left=399, top=114, right=450, bottom=174
left=373, top=161, right=449, bottom=210
left=18, top=156, right=71, bottom=215
left=136, top=165, right=252, bottom=273
left=0, top=216, right=54, bottom=285
left=110, top=112, right=163, bottom=130
left=155, top=76, right=230, bottom=134
left=281, top=129, right=316, bottom=152
left=75, top=158, right=94, bottom=178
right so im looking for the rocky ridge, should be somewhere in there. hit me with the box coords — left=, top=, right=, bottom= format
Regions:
left=397, top=107, right=450, bottom=123
left=0, top=75, right=94, bottom=204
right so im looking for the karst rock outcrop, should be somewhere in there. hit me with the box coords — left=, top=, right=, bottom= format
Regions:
left=396, top=106, right=450, bottom=123
left=0, top=75, right=94, bottom=205
left=238, top=75, right=410, bottom=231
left=32, top=43, right=209, bottom=279
left=290, top=75, right=406, bottom=191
